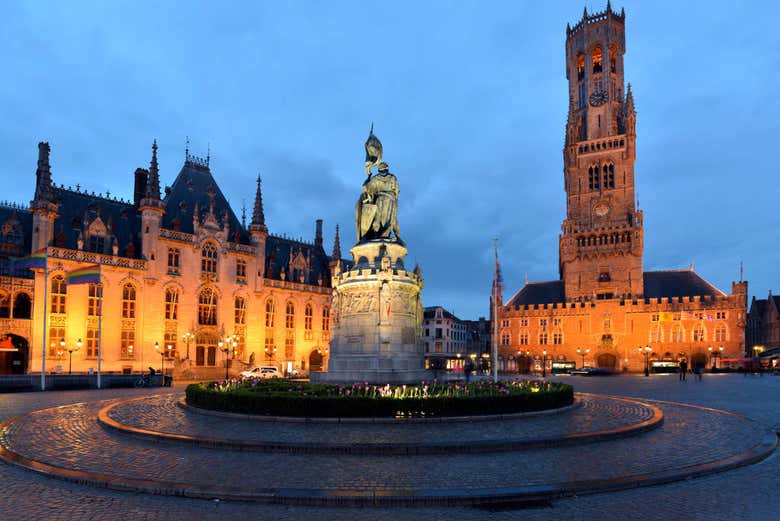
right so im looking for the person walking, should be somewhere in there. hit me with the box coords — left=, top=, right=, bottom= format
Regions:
left=679, top=359, right=688, bottom=381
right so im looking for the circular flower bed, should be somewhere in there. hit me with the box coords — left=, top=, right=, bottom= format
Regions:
left=185, top=379, right=574, bottom=418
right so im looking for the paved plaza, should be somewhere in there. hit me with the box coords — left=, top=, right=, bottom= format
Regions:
left=0, top=375, right=779, bottom=520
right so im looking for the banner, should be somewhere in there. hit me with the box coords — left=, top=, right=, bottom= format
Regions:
left=66, top=264, right=101, bottom=285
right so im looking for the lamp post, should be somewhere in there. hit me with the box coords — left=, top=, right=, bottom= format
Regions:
left=638, top=345, right=652, bottom=377
left=154, top=341, right=163, bottom=375
left=576, top=347, right=590, bottom=368
left=542, top=349, right=547, bottom=378
left=62, top=339, right=82, bottom=375
left=219, top=338, right=230, bottom=380
left=181, top=331, right=194, bottom=361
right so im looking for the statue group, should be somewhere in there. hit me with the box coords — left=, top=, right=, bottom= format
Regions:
left=355, top=127, right=402, bottom=244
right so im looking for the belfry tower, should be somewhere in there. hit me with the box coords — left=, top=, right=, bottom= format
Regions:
left=559, top=3, right=643, bottom=301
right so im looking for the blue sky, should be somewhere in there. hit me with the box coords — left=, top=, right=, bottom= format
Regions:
left=2, top=1, right=778, bottom=319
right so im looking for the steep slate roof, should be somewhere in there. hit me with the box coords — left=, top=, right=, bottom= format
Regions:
left=642, top=270, right=724, bottom=299
left=162, top=159, right=251, bottom=245
left=50, top=187, right=142, bottom=258
left=0, top=206, right=35, bottom=277
left=264, top=234, right=331, bottom=287
left=750, top=298, right=768, bottom=315
left=506, top=280, right=565, bottom=307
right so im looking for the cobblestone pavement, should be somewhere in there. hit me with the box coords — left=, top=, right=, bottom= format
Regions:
left=0, top=376, right=779, bottom=520
left=105, top=393, right=654, bottom=446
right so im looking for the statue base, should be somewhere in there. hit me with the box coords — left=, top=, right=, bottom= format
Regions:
left=311, top=240, right=429, bottom=385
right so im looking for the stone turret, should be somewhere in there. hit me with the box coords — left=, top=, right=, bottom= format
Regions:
left=250, top=175, right=268, bottom=284
left=138, top=140, right=165, bottom=265
left=30, top=142, right=58, bottom=252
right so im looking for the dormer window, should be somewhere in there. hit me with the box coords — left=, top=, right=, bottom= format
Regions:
left=201, top=243, right=218, bottom=275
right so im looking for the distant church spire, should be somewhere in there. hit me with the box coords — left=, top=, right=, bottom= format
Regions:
left=250, top=174, right=267, bottom=232
left=491, top=238, right=504, bottom=307
left=332, top=224, right=341, bottom=260
left=34, top=142, right=53, bottom=201
left=146, top=139, right=161, bottom=199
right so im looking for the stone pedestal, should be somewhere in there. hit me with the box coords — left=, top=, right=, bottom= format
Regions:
left=312, top=240, right=429, bottom=384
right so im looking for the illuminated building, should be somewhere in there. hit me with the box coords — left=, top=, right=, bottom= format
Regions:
left=495, top=5, right=747, bottom=373
left=0, top=141, right=341, bottom=377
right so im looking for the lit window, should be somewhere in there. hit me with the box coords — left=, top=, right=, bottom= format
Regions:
left=122, top=284, right=136, bottom=319
left=265, top=298, right=275, bottom=328
left=236, top=259, right=247, bottom=282
left=167, top=248, right=180, bottom=273
left=592, top=46, right=603, bottom=73
left=285, top=301, right=295, bottom=329
left=50, top=275, right=66, bottom=314
left=693, top=325, right=706, bottom=342
left=88, top=283, right=102, bottom=316
left=234, top=296, right=246, bottom=325
left=165, top=288, right=179, bottom=320
left=198, top=287, right=218, bottom=326
left=121, top=330, right=135, bottom=359
left=201, top=243, right=218, bottom=275
left=322, top=306, right=330, bottom=331
left=539, top=332, right=548, bottom=345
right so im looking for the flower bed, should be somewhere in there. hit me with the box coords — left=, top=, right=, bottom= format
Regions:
left=185, top=380, right=574, bottom=418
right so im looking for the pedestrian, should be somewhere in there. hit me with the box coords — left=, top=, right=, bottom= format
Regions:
left=679, top=359, right=688, bottom=381
left=694, top=363, right=703, bottom=381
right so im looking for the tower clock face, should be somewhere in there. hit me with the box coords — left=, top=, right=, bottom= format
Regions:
left=589, top=90, right=608, bottom=106
left=594, top=204, right=610, bottom=217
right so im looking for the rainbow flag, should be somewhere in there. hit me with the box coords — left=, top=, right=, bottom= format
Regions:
left=66, top=264, right=101, bottom=285
left=15, top=249, right=47, bottom=270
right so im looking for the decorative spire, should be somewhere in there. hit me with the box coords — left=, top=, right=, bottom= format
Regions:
left=207, top=142, right=211, bottom=166
left=625, top=82, right=635, bottom=111
left=250, top=174, right=267, bottom=231
left=583, top=6, right=588, bottom=18
left=146, top=139, right=161, bottom=199
left=492, top=238, right=504, bottom=307
left=606, top=0, right=612, bottom=13
left=185, top=136, right=190, bottom=161
left=332, top=224, right=341, bottom=259
left=34, top=142, right=53, bottom=201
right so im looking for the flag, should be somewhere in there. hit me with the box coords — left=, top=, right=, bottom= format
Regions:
left=15, top=249, right=47, bottom=270
left=66, top=264, right=101, bottom=285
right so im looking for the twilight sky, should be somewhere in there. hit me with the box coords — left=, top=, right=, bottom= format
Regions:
left=2, top=1, right=778, bottom=319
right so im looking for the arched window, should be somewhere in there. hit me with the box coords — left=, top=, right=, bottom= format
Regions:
left=539, top=332, right=548, bottom=345
left=650, top=325, right=662, bottom=343
left=609, top=45, right=617, bottom=73
left=165, top=288, right=179, bottom=320
left=0, top=291, right=9, bottom=318
left=577, top=53, right=585, bottom=80
left=88, top=284, right=102, bottom=317
left=501, top=332, right=510, bottom=346
left=603, top=163, right=615, bottom=189
left=48, top=327, right=65, bottom=356
left=553, top=331, right=563, bottom=345
left=715, top=324, right=728, bottom=342
left=12, top=292, right=32, bottom=319
left=671, top=326, right=685, bottom=343
left=265, top=298, right=275, bottom=328
left=234, top=296, right=246, bottom=325
left=592, top=46, right=603, bottom=73
left=235, top=259, right=247, bottom=282
left=304, top=303, right=313, bottom=340
left=198, top=287, right=218, bottom=326
left=285, top=301, right=295, bottom=329
left=693, top=324, right=706, bottom=342
left=322, top=306, right=330, bottom=331
left=201, top=243, right=218, bottom=275
left=588, top=166, right=601, bottom=191
left=122, top=284, right=136, bottom=319
left=50, top=275, right=66, bottom=314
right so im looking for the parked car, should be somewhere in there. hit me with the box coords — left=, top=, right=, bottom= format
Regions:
left=570, top=366, right=614, bottom=376
left=239, top=366, right=282, bottom=379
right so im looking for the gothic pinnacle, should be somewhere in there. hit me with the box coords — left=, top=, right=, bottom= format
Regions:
left=332, top=224, right=341, bottom=260
left=146, top=139, right=161, bottom=199
left=251, top=174, right=265, bottom=227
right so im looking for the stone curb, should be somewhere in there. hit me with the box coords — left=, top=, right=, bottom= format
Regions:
left=96, top=394, right=662, bottom=455
left=0, top=401, right=775, bottom=507
left=180, top=394, right=583, bottom=424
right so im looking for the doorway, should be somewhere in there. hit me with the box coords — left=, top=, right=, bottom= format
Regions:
left=0, top=334, right=28, bottom=375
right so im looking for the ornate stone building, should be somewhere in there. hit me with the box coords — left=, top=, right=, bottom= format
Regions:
left=0, top=140, right=342, bottom=377
left=495, top=5, right=747, bottom=373
left=746, top=292, right=780, bottom=355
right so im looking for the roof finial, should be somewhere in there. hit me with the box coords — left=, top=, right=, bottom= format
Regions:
left=690, top=261, right=695, bottom=271
left=583, top=6, right=588, bottom=18
left=185, top=136, right=190, bottom=161
left=606, top=0, right=612, bottom=13
left=146, top=139, right=161, bottom=199
left=332, top=224, right=341, bottom=260
left=250, top=174, right=266, bottom=230
left=739, top=261, right=744, bottom=282
left=207, top=142, right=211, bottom=166
left=241, top=198, right=247, bottom=229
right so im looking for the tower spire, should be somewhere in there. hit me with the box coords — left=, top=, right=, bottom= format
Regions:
left=34, top=142, right=53, bottom=201
left=250, top=174, right=266, bottom=230
left=146, top=139, right=161, bottom=199
left=492, top=238, right=504, bottom=307
left=332, top=224, right=341, bottom=260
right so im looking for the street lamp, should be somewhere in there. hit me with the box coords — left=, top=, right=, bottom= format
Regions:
left=542, top=349, right=547, bottom=378
left=154, top=341, right=163, bottom=375
left=181, top=331, right=195, bottom=360
left=219, top=338, right=230, bottom=380
left=59, top=339, right=82, bottom=375
left=639, top=345, right=652, bottom=377
left=576, top=347, right=590, bottom=368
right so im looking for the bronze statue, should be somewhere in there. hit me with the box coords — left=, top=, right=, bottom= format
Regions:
left=355, top=127, right=402, bottom=243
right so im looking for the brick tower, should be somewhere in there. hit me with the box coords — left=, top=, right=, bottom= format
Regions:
left=559, top=3, right=643, bottom=301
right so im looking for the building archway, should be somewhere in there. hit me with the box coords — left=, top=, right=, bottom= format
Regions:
left=195, top=331, right=219, bottom=367
left=596, top=353, right=617, bottom=369
left=0, top=334, right=28, bottom=375
left=691, top=352, right=707, bottom=370
left=309, top=349, right=324, bottom=372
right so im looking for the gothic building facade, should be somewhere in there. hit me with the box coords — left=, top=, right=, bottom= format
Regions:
left=495, top=5, right=747, bottom=373
left=0, top=141, right=345, bottom=376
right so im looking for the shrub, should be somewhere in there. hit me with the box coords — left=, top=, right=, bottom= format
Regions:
left=185, top=379, right=574, bottom=418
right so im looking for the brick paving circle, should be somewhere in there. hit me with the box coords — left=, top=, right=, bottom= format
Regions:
left=96, top=393, right=662, bottom=454
left=0, top=392, right=774, bottom=506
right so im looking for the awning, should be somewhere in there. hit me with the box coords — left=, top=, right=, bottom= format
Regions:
left=0, top=336, right=18, bottom=352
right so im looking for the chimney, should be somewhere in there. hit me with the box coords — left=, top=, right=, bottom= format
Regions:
left=134, top=168, right=148, bottom=207
left=314, top=219, right=323, bottom=249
